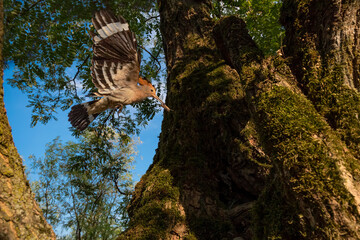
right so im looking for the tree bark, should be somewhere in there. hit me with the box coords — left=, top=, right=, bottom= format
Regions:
left=119, top=0, right=268, bottom=239
left=280, top=0, right=360, bottom=159
left=120, top=0, right=360, bottom=239
left=214, top=14, right=360, bottom=239
left=0, top=0, right=55, bottom=238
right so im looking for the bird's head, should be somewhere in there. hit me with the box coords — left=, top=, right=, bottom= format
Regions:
left=139, top=77, right=170, bottom=111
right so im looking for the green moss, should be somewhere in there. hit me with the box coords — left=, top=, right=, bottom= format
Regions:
left=252, top=181, right=305, bottom=240
left=0, top=165, right=14, bottom=177
left=124, top=166, right=184, bottom=239
left=306, top=66, right=360, bottom=161
left=295, top=40, right=360, bottom=175
left=252, top=85, right=359, bottom=239
left=140, top=168, right=180, bottom=205
left=124, top=9, right=264, bottom=240
left=183, top=232, right=198, bottom=240
left=281, top=0, right=360, bottom=169
left=256, top=86, right=353, bottom=200
left=236, top=120, right=272, bottom=169
left=132, top=202, right=183, bottom=239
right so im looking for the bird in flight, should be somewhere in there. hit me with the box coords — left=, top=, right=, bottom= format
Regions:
left=68, top=9, right=170, bottom=131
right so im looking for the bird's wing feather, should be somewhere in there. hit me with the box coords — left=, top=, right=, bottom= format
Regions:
left=90, top=10, right=140, bottom=93
left=91, top=59, right=138, bottom=95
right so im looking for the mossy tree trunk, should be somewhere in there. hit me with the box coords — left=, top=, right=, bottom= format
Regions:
left=215, top=12, right=360, bottom=238
left=280, top=0, right=360, bottom=159
left=0, top=0, right=55, bottom=239
left=120, top=0, right=268, bottom=239
left=120, top=0, right=360, bottom=239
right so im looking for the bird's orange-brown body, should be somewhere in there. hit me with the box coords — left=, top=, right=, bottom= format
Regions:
left=68, top=10, right=169, bottom=130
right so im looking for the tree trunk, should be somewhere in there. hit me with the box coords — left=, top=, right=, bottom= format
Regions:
left=214, top=14, right=360, bottom=239
left=280, top=0, right=360, bottom=159
left=0, top=0, right=55, bottom=238
left=120, top=0, right=360, bottom=239
left=119, top=1, right=268, bottom=239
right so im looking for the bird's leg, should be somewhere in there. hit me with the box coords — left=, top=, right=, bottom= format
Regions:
left=115, top=104, right=123, bottom=118
left=116, top=104, right=123, bottom=113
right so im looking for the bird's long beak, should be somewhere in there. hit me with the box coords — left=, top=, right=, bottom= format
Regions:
left=152, top=94, right=171, bottom=111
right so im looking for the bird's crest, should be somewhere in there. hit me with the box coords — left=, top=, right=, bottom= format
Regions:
left=138, top=76, right=152, bottom=87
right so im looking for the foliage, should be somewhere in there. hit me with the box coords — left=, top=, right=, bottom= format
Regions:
left=3, top=1, right=165, bottom=237
left=30, top=132, right=138, bottom=239
left=212, top=0, right=284, bottom=55
left=4, top=0, right=165, bottom=135
left=3, top=0, right=282, bottom=135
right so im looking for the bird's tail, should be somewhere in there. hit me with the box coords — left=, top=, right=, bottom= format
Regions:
left=68, top=100, right=100, bottom=131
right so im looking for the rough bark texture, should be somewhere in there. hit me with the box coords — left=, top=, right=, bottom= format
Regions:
left=0, top=0, right=56, bottom=238
left=215, top=16, right=360, bottom=239
left=214, top=3, right=360, bottom=240
left=119, top=0, right=268, bottom=239
left=119, top=0, right=360, bottom=239
left=281, top=0, right=360, bottom=159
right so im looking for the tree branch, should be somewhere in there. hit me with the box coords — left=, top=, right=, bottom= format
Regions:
left=23, top=0, right=44, bottom=15
left=145, top=15, right=159, bottom=22
left=113, top=179, right=130, bottom=195
left=139, top=45, right=161, bottom=75
left=71, top=55, right=90, bottom=99
left=70, top=186, right=82, bottom=240
left=6, top=0, right=45, bottom=26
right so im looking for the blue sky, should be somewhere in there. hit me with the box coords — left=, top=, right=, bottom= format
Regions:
left=3, top=67, right=161, bottom=183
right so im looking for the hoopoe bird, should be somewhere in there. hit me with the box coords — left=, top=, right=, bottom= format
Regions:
left=68, top=9, right=170, bottom=131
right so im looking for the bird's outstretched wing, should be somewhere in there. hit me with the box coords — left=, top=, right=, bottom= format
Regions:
left=90, top=10, right=141, bottom=95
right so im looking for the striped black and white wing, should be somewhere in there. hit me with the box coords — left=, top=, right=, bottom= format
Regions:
left=90, top=10, right=140, bottom=95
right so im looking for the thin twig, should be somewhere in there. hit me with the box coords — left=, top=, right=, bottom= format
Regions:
left=71, top=55, right=90, bottom=98
left=102, top=109, right=115, bottom=128
left=23, top=0, right=45, bottom=15
left=150, top=49, right=161, bottom=73
left=15, top=0, right=44, bottom=18
left=50, top=87, right=61, bottom=111
left=139, top=45, right=161, bottom=75
left=6, top=0, right=46, bottom=31
left=70, top=186, right=82, bottom=240
left=95, top=108, right=115, bottom=139
left=145, top=15, right=160, bottom=22
left=7, top=0, right=44, bottom=23
left=114, top=180, right=130, bottom=195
